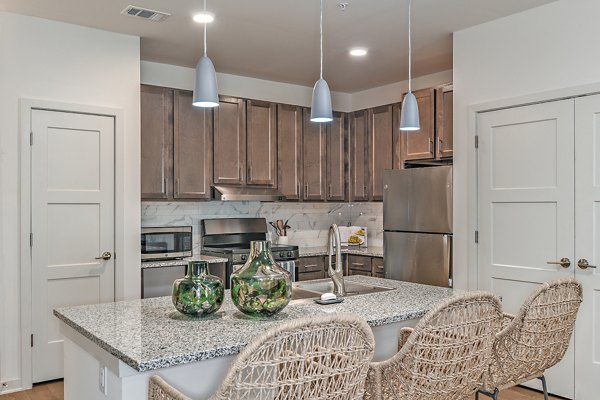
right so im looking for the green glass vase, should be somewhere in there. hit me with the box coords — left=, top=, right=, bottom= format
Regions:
left=231, top=240, right=292, bottom=317
left=172, top=261, right=224, bottom=316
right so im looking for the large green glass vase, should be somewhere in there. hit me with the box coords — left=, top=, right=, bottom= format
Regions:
left=172, top=261, right=224, bottom=316
left=231, top=240, right=292, bottom=317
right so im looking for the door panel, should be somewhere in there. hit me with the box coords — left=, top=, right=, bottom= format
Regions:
left=141, top=85, right=172, bottom=199
left=436, top=85, right=453, bottom=159
left=477, top=99, right=574, bottom=398
left=369, top=105, right=393, bottom=201
left=349, top=110, right=369, bottom=201
left=277, top=104, right=303, bottom=200
left=302, top=109, right=326, bottom=201
left=173, top=90, right=213, bottom=199
left=574, top=94, right=600, bottom=400
left=213, top=97, right=246, bottom=185
left=327, top=112, right=346, bottom=201
left=402, top=88, right=435, bottom=160
left=31, top=110, right=115, bottom=382
left=247, top=100, right=277, bottom=186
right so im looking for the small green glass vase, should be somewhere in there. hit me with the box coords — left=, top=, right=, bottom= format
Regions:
left=231, top=240, right=292, bottom=317
left=172, top=261, right=224, bottom=316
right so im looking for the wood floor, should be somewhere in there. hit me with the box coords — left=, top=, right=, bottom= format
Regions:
left=0, top=380, right=562, bottom=400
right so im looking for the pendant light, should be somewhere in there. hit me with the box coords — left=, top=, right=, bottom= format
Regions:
left=310, top=0, right=333, bottom=123
left=192, top=0, right=219, bottom=108
left=400, top=0, right=419, bottom=131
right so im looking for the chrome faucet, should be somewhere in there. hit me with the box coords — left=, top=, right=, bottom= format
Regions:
left=328, top=224, right=346, bottom=297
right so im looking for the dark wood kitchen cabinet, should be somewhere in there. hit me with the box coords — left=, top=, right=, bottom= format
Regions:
left=246, top=100, right=277, bottom=186
left=173, top=90, right=213, bottom=199
left=371, top=257, right=385, bottom=278
left=326, top=112, right=347, bottom=201
left=141, top=85, right=173, bottom=199
left=141, top=85, right=213, bottom=201
left=436, top=84, right=453, bottom=159
left=213, top=97, right=246, bottom=185
left=277, top=104, right=303, bottom=200
left=368, top=105, right=394, bottom=201
left=349, top=110, right=369, bottom=202
left=347, top=255, right=373, bottom=276
left=297, top=256, right=325, bottom=281
left=302, top=109, right=327, bottom=201
left=402, top=88, right=436, bottom=161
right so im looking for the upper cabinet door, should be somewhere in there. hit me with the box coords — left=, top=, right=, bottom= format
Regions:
left=402, top=88, right=435, bottom=160
left=213, top=97, right=246, bottom=185
left=392, top=103, right=404, bottom=169
left=141, top=85, right=173, bottom=200
left=277, top=104, right=303, bottom=200
left=369, top=105, right=394, bottom=201
left=436, top=85, right=453, bottom=159
left=246, top=100, right=277, bottom=186
left=302, top=109, right=327, bottom=201
left=173, top=90, right=213, bottom=199
left=327, top=112, right=347, bottom=201
left=349, top=110, right=369, bottom=202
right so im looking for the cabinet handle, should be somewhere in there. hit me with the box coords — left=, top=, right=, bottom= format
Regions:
left=248, top=166, right=252, bottom=182
left=175, top=178, right=180, bottom=195
left=240, top=165, right=244, bottom=183
left=429, top=138, right=433, bottom=154
left=305, top=183, right=309, bottom=195
left=328, top=184, right=332, bottom=198
left=297, top=183, right=301, bottom=197
left=163, top=177, right=167, bottom=193
left=363, top=185, right=367, bottom=198
left=438, top=137, right=443, bottom=151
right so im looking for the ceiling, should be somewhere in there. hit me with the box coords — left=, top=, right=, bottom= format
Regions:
left=0, top=0, right=557, bottom=92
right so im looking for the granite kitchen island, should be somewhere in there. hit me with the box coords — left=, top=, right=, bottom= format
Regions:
left=54, top=276, right=457, bottom=400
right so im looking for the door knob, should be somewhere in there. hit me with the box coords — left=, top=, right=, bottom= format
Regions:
left=546, top=258, right=571, bottom=268
left=95, top=252, right=112, bottom=261
left=577, top=259, right=596, bottom=269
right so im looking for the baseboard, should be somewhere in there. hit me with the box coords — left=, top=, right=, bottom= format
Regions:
left=0, top=378, right=28, bottom=395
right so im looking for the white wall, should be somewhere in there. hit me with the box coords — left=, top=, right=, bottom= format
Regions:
left=0, top=12, right=140, bottom=392
left=453, top=0, right=600, bottom=289
left=141, top=61, right=452, bottom=112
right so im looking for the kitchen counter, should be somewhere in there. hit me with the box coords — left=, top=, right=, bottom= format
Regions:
left=140, top=255, right=228, bottom=269
left=55, top=276, right=454, bottom=372
left=299, top=245, right=384, bottom=258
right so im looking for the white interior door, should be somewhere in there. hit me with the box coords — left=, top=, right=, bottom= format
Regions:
left=574, top=94, right=600, bottom=400
left=31, top=109, right=115, bottom=382
left=477, top=99, right=575, bottom=398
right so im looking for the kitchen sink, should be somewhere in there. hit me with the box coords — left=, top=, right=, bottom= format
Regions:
left=292, top=279, right=394, bottom=300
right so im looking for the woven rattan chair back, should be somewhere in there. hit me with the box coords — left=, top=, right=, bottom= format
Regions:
left=488, top=278, right=582, bottom=391
left=210, top=313, right=375, bottom=400
left=364, top=292, right=503, bottom=400
left=148, top=376, right=192, bottom=400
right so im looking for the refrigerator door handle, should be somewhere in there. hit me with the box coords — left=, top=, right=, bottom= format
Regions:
left=444, top=234, right=453, bottom=287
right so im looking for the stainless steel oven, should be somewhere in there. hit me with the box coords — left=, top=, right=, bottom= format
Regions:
left=141, top=226, right=193, bottom=260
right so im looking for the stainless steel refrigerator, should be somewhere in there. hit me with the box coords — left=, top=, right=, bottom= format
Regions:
left=383, top=166, right=453, bottom=287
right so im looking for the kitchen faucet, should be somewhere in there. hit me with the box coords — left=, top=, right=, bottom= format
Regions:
left=328, top=224, right=346, bottom=297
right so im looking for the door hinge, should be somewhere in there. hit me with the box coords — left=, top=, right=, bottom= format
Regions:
left=30, top=232, right=33, bottom=247
left=474, top=135, right=479, bottom=149
left=31, top=334, right=33, bottom=347
left=475, top=230, right=479, bottom=243
left=30, top=131, right=33, bottom=146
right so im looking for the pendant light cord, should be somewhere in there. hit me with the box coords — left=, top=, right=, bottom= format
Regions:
left=320, top=0, right=323, bottom=79
left=408, top=0, right=412, bottom=92
left=203, top=0, right=207, bottom=56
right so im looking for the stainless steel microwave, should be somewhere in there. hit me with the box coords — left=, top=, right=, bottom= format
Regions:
left=141, top=226, right=193, bottom=260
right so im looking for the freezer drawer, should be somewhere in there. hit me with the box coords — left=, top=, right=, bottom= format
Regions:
left=384, top=231, right=452, bottom=288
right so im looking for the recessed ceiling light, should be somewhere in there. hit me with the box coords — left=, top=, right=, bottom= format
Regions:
left=192, top=12, right=215, bottom=23
left=349, top=48, right=368, bottom=57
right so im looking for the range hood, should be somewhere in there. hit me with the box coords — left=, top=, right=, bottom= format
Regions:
left=212, top=185, right=286, bottom=202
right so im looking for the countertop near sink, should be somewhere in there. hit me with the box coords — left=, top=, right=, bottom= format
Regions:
left=54, top=276, right=457, bottom=372
left=299, top=245, right=384, bottom=258
left=141, top=255, right=228, bottom=269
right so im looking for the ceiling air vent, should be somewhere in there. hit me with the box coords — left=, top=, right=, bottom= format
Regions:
left=121, top=5, right=171, bottom=22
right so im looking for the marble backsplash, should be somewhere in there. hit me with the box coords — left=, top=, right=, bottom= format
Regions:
left=141, top=201, right=383, bottom=254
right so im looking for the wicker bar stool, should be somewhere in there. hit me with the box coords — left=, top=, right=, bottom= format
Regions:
left=148, top=313, right=375, bottom=400
left=363, top=292, right=503, bottom=400
left=477, top=278, right=583, bottom=400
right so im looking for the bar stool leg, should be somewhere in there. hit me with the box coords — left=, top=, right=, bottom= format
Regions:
left=538, top=375, right=549, bottom=400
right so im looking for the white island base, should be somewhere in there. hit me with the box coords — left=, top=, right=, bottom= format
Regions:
left=60, top=319, right=416, bottom=400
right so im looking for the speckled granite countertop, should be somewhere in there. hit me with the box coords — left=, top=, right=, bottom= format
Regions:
left=299, top=246, right=384, bottom=258
left=141, top=255, right=228, bottom=269
left=54, top=276, right=456, bottom=372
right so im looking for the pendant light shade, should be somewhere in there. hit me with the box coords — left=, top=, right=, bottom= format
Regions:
left=400, top=0, right=420, bottom=131
left=310, top=0, right=333, bottom=123
left=192, top=0, right=219, bottom=108
left=193, top=56, right=219, bottom=108
left=311, top=79, right=333, bottom=122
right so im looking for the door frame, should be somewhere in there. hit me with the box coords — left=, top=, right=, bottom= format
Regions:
left=18, top=99, right=125, bottom=390
left=462, top=82, right=600, bottom=292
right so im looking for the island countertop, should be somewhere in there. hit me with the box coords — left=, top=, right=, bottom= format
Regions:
left=54, top=276, right=457, bottom=373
